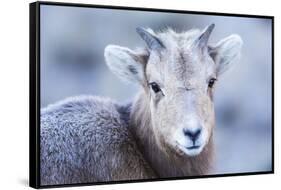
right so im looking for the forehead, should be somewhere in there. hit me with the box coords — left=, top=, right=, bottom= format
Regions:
left=146, top=29, right=215, bottom=83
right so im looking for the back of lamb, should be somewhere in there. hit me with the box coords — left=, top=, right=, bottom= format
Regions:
left=40, top=96, right=156, bottom=186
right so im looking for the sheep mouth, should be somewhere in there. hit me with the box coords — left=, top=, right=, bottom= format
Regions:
left=186, top=145, right=200, bottom=150
left=173, top=142, right=203, bottom=157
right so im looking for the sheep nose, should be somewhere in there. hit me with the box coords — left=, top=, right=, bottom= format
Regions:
left=183, top=127, right=202, bottom=142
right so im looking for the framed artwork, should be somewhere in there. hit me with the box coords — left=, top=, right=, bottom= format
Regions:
left=29, top=1, right=274, bottom=188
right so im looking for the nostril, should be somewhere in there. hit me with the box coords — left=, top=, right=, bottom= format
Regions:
left=183, top=128, right=202, bottom=141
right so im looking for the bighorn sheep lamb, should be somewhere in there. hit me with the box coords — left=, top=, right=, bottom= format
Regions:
left=40, top=24, right=242, bottom=185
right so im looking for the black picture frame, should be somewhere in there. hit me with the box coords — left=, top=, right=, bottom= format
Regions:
left=29, top=1, right=274, bottom=188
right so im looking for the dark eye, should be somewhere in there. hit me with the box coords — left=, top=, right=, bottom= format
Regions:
left=149, top=82, right=161, bottom=93
left=208, top=78, right=216, bottom=88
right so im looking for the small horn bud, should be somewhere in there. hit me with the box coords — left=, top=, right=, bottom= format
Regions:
left=136, top=27, right=165, bottom=51
left=194, top=24, right=215, bottom=49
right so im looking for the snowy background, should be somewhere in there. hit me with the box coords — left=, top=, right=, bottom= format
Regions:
left=40, top=5, right=272, bottom=174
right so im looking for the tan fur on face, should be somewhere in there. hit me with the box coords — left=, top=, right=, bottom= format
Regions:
left=143, top=29, right=217, bottom=156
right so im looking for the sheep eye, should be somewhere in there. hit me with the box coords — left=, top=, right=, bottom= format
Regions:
left=208, top=78, right=216, bottom=88
left=149, top=82, right=161, bottom=93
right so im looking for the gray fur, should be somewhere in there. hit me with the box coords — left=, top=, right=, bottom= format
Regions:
left=40, top=96, right=155, bottom=185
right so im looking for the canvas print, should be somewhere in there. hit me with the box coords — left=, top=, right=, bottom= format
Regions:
left=30, top=2, right=273, bottom=188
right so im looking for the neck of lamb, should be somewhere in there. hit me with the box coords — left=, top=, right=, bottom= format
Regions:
left=129, top=91, right=214, bottom=177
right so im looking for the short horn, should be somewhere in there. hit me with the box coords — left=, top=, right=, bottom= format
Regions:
left=195, top=24, right=215, bottom=48
left=136, top=27, right=165, bottom=50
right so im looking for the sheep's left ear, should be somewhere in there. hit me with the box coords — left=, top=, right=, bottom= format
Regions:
left=209, top=34, right=243, bottom=75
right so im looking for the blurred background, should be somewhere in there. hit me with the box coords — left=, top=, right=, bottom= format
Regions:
left=40, top=5, right=272, bottom=175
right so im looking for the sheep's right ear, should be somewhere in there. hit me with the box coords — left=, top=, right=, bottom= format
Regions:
left=104, top=45, right=147, bottom=84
